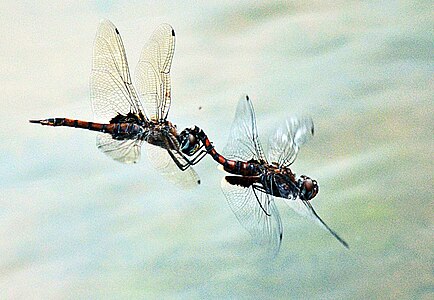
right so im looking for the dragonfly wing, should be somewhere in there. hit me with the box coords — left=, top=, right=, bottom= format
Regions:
left=223, top=95, right=267, bottom=162
left=144, top=141, right=200, bottom=189
left=282, top=197, right=349, bottom=248
left=268, top=117, right=314, bottom=167
left=136, top=24, right=175, bottom=122
left=96, top=133, right=142, bottom=164
left=90, top=19, right=145, bottom=122
left=221, top=176, right=283, bottom=257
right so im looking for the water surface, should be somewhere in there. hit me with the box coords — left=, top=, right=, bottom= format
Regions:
left=0, top=1, right=432, bottom=298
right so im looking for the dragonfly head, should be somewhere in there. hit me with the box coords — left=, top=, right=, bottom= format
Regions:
left=179, top=127, right=201, bottom=156
left=298, top=175, right=319, bottom=200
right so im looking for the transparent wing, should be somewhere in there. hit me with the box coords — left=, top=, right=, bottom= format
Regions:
left=282, top=198, right=349, bottom=248
left=90, top=19, right=146, bottom=122
left=96, top=133, right=142, bottom=164
left=268, top=117, right=314, bottom=167
left=136, top=23, right=175, bottom=122
left=144, top=141, right=200, bottom=189
left=221, top=176, right=283, bottom=256
left=222, top=95, right=267, bottom=162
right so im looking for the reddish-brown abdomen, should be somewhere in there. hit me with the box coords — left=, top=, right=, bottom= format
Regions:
left=226, top=160, right=236, bottom=169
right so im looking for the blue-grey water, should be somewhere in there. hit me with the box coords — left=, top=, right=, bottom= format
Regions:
left=1, top=1, right=432, bottom=299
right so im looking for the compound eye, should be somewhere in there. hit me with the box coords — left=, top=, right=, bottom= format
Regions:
left=180, top=133, right=200, bottom=155
left=189, top=133, right=197, bottom=145
left=304, top=178, right=313, bottom=191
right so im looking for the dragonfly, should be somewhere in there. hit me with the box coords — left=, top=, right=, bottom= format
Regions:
left=30, top=19, right=200, bottom=188
left=179, top=95, right=348, bottom=255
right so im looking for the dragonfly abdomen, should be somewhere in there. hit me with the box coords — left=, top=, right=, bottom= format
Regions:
left=29, top=118, right=143, bottom=138
left=222, top=160, right=259, bottom=176
left=187, top=125, right=260, bottom=176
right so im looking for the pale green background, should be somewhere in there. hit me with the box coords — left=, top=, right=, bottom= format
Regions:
left=1, top=1, right=432, bottom=299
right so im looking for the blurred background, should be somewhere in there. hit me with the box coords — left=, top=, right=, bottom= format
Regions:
left=0, top=1, right=432, bottom=298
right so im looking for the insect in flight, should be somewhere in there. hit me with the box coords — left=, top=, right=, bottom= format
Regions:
left=179, top=95, right=349, bottom=255
left=29, top=19, right=200, bottom=188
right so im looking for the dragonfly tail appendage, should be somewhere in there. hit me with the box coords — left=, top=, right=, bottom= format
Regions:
left=29, top=119, right=53, bottom=125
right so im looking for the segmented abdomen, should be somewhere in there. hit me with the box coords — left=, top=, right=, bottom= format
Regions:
left=30, top=118, right=143, bottom=137
left=193, top=126, right=260, bottom=176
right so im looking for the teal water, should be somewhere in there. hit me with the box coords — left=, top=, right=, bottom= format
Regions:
left=1, top=1, right=432, bottom=298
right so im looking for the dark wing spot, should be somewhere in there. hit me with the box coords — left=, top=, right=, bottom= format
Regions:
left=197, top=179, right=201, bottom=184
left=115, top=28, right=119, bottom=34
left=171, top=29, right=175, bottom=36
left=246, top=95, right=250, bottom=101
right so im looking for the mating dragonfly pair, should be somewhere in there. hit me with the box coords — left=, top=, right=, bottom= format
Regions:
left=30, top=20, right=348, bottom=255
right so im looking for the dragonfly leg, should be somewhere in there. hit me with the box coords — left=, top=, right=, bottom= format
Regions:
left=178, top=141, right=217, bottom=166
left=164, top=145, right=206, bottom=170
left=175, top=148, right=208, bottom=168
left=163, top=148, right=193, bottom=171
left=252, top=184, right=271, bottom=217
left=168, top=137, right=208, bottom=167
left=186, top=146, right=208, bottom=165
left=159, top=132, right=196, bottom=170
left=160, top=131, right=209, bottom=170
